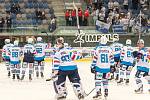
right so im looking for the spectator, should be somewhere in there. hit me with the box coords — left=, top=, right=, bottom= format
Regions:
left=11, top=3, right=16, bottom=14
left=6, top=15, right=12, bottom=32
left=108, top=0, right=114, bottom=13
left=15, top=3, right=21, bottom=14
left=123, top=0, right=128, bottom=11
left=35, top=9, right=42, bottom=24
left=78, top=8, right=83, bottom=26
left=49, top=7, right=54, bottom=14
left=41, top=10, right=46, bottom=20
left=71, top=9, right=76, bottom=26
left=129, top=17, right=135, bottom=32
left=120, top=15, right=129, bottom=31
left=132, top=0, right=139, bottom=10
left=68, top=13, right=72, bottom=26
left=49, top=17, right=56, bottom=32
left=113, top=0, right=119, bottom=12
left=65, top=10, right=69, bottom=26
left=0, top=17, right=5, bottom=32
left=10, top=3, right=21, bottom=14
left=83, top=9, right=89, bottom=26
left=91, top=8, right=98, bottom=25
left=107, top=16, right=113, bottom=25
left=98, top=10, right=105, bottom=22
left=113, top=16, right=120, bottom=25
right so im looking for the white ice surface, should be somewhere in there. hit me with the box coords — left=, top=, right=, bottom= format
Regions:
left=0, top=62, right=150, bottom=100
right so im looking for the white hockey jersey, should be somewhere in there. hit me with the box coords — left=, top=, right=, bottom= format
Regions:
left=53, top=47, right=82, bottom=71
left=136, top=48, right=150, bottom=72
left=9, top=46, right=21, bottom=64
left=2, top=43, right=14, bottom=59
left=91, top=45, right=113, bottom=73
left=121, top=45, right=134, bottom=65
left=110, top=42, right=123, bottom=58
left=34, top=43, right=46, bottom=61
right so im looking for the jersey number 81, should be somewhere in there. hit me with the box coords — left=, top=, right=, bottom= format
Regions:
left=100, top=54, right=108, bottom=63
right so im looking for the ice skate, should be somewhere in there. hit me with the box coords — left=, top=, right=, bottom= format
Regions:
left=125, top=79, right=129, bottom=85
left=17, top=75, right=20, bottom=80
left=12, top=74, right=15, bottom=80
left=40, top=72, right=44, bottom=78
left=104, top=89, right=108, bottom=100
left=36, top=72, right=39, bottom=78
left=93, top=91, right=102, bottom=100
left=29, top=74, right=32, bottom=81
left=148, top=89, right=150, bottom=94
left=108, top=74, right=114, bottom=81
left=115, top=74, right=119, bottom=81
left=56, top=94, right=66, bottom=100
left=135, top=85, right=143, bottom=94
left=78, top=93, right=84, bottom=100
left=20, top=75, right=25, bottom=81
left=8, top=71, right=11, bottom=77
left=117, top=78, right=123, bottom=85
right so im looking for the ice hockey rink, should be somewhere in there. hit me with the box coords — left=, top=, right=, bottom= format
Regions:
left=0, top=61, right=150, bottom=100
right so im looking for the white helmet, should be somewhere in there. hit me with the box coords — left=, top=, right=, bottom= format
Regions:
left=5, top=39, right=10, bottom=44
left=14, top=40, right=19, bottom=46
left=126, top=39, right=131, bottom=45
left=27, top=38, right=33, bottom=44
left=37, top=37, right=42, bottom=42
left=137, top=39, right=144, bottom=44
left=64, top=43, right=69, bottom=47
left=99, top=36, right=108, bottom=45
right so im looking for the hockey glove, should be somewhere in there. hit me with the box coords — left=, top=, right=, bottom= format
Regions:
left=91, top=66, right=96, bottom=73
left=137, top=53, right=143, bottom=59
left=110, top=65, right=116, bottom=73
left=132, top=51, right=138, bottom=58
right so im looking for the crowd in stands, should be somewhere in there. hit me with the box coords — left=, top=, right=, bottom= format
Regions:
left=0, top=0, right=55, bottom=32
left=65, top=0, right=150, bottom=33
left=90, top=0, right=149, bottom=33
left=0, top=14, right=12, bottom=32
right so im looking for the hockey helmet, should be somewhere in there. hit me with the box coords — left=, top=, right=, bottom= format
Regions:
left=5, top=39, right=10, bottom=44
left=27, top=38, right=34, bottom=44
left=99, top=36, right=108, bottom=45
left=37, top=37, right=42, bottom=42
left=126, top=39, right=131, bottom=45
left=14, top=40, right=19, bottom=46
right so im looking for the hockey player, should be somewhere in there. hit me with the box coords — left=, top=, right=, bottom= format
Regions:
left=34, top=37, right=46, bottom=78
left=117, top=39, right=134, bottom=85
left=2, top=39, right=13, bottom=77
left=52, top=37, right=85, bottom=100
left=134, top=39, right=150, bottom=93
left=21, top=38, right=36, bottom=81
left=110, top=39, right=123, bottom=81
left=9, top=40, right=22, bottom=80
left=91, top=36, right=113, bottom=100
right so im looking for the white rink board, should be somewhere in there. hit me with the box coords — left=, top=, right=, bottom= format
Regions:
left=0, top=62, right=150, bottom=100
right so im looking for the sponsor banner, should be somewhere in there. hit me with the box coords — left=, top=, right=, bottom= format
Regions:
left=112, top=25, right=127, bottom=34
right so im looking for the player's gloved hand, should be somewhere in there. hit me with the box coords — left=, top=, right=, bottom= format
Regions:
left=132, top=51, right=138, bottom=58
left=127, top=66, right=133, bottom=71
left=2, top=58, right=5, bottom=61
left=53, top=70, right=59, bottom=75
left=91, top=66, right=96, bottom=73
left=110, top=65, right=115, bottom=73
left=137, top=53, right=143, bottom=59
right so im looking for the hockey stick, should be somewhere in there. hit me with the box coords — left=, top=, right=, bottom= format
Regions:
left=46, top=74, right=57, bottom=81
left=85, top=87, right=95, bottom=96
